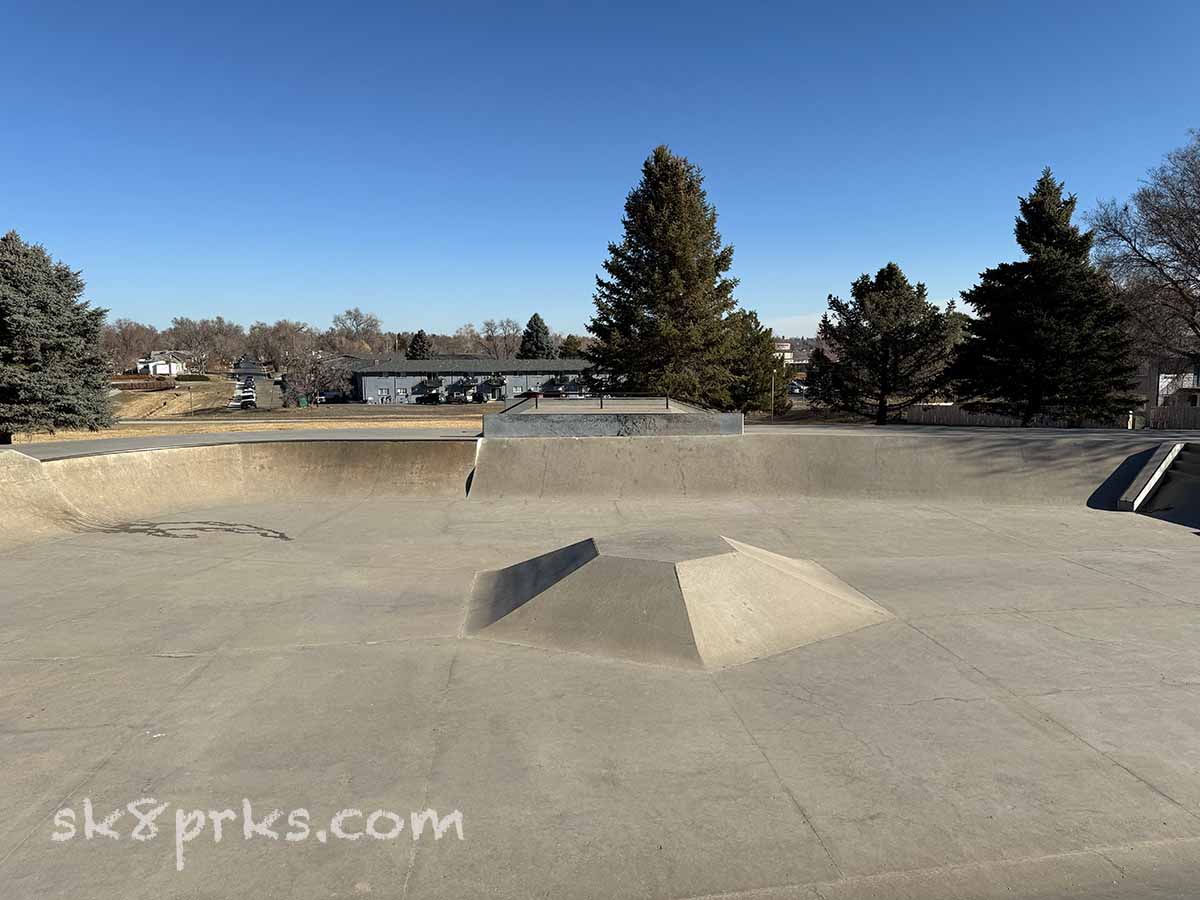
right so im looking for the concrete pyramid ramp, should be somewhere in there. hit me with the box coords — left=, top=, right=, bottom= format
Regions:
left=465, top=532, right=892, bottom=669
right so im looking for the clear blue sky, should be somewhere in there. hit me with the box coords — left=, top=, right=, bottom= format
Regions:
left=4, top=1, right=1197, bottom=338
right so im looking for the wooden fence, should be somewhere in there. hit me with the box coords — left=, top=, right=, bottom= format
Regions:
left=904, top=405, right=1025, bottom=427
left=110, top=376, right=176, bottom=392
left=1149, top=405, right=1200, bottom=430
left=903, top=405, right=1124, bottom=429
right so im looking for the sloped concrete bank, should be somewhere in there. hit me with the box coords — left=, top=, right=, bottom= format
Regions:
left=469, top=432, right=1156, bottom=505
left=0, top=440, right=477, bottom=545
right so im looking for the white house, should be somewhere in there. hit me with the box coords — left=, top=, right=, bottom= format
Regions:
left=137, top=351, right=191, bottom=376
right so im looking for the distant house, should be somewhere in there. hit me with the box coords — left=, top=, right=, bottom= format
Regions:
left=1135, top=357, right=1199, bottom=409
left=136, top=350, right=191, bottom=376
left=1167, top=387, right=1200, bottom=408
left=349, top=356, right=589, bottom=404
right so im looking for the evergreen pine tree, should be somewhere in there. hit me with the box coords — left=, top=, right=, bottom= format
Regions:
left=558, top=334, right=585, bottom=358
left=728, top=310, right=791, bottom=414
left=406, top=329, right=433, bottom=359
left=0, top=231, right=113, bottom=443
left=808, top=263, right=958, bottom=425
left=956, top=169, right=1136, bottom=425
left=516, top=313, right=554, bottom=359
left=587, top=146, right=738, bottom=406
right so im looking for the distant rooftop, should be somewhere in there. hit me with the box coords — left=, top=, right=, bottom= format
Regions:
left=350, top=356, right=589, bottom=375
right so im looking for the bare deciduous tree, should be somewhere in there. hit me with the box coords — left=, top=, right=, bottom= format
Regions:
left=479, top=318, right=521, bottom=360
left=449, top=323, right=482, bottom=355
left=283, top=348, right=352, bottom=406
left=162, top=316, right=245, bottom=373
left=247, top=320, right=314, bottom=372
left=1092, top=131, right=1200, bottom=365
left=327, top=307, right=384, bottom=353
left=100, top=319, right=161, bottom=373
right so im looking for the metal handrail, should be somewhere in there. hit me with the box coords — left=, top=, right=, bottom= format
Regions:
left=499, top=392, right=716, bottom=413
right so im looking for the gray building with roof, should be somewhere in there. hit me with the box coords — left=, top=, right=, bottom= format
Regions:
left=350, top=356, right=590, bottom=404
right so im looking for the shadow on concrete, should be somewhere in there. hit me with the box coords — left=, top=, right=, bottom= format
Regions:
left=1144, top=484, right=1200, bottom=535
left=465, top=537, right=598, bottom=633
left=1145, top=509, right=1200, bottom=535
left=83, top=520, right=293, bottom=541
left=1087, top=447, right=1156, bottom=511
left=902, top=432, right=1163, bottom=512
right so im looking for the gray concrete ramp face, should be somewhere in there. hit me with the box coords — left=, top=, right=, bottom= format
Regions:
left=470, top=433, right=1162, bottom=504
left=476, top=555, right=705, bottom=668
left=465, top=530, right=893, bottom=669
left=0, top=449, right=88, bottom=545
left=463, top=538, right=598, bottom=633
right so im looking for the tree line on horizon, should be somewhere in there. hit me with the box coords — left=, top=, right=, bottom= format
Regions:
left=3, top=130, right=1200, bottom=439
left=99, top=310, right=591, bottom=376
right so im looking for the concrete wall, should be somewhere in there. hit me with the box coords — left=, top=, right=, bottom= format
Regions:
left=482, top=412, right=744, bottom=438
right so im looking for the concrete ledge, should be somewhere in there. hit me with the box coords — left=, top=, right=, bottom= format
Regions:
left=1117, top=441, right=1185, bottom=511
left=482, top=411, right=744, bottom=437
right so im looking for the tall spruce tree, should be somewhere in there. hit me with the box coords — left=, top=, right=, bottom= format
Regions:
left=808, top=263, right=958, bottom=425
left=587, top=146, right=738, bottom=406
left=0, top=231, right=112, bottom=443
left=406, top=329, right=433, bottom=359
left=956, top=169, right=1136, bottom=425
left=516, top=313, right=554, bottom=359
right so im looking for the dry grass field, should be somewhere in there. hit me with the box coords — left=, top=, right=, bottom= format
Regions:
left=109, top=380, right=235, bottom=418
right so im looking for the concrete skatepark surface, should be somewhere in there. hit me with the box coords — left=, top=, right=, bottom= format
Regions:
left=2, top=430, right=1200, bottom=899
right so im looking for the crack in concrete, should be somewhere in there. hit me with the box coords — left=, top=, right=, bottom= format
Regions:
left=400, top=642, right=461, bottom=900
left=710, top=675, right=846, bottom=880
left=0, top=649, right=221, bottom=870
left=903, top=620, right=1200, bottom=827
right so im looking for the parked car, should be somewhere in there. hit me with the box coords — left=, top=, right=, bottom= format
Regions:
left=415, top=393, right=441, bottom=404
left=240, top=398, right=257, bottom=410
